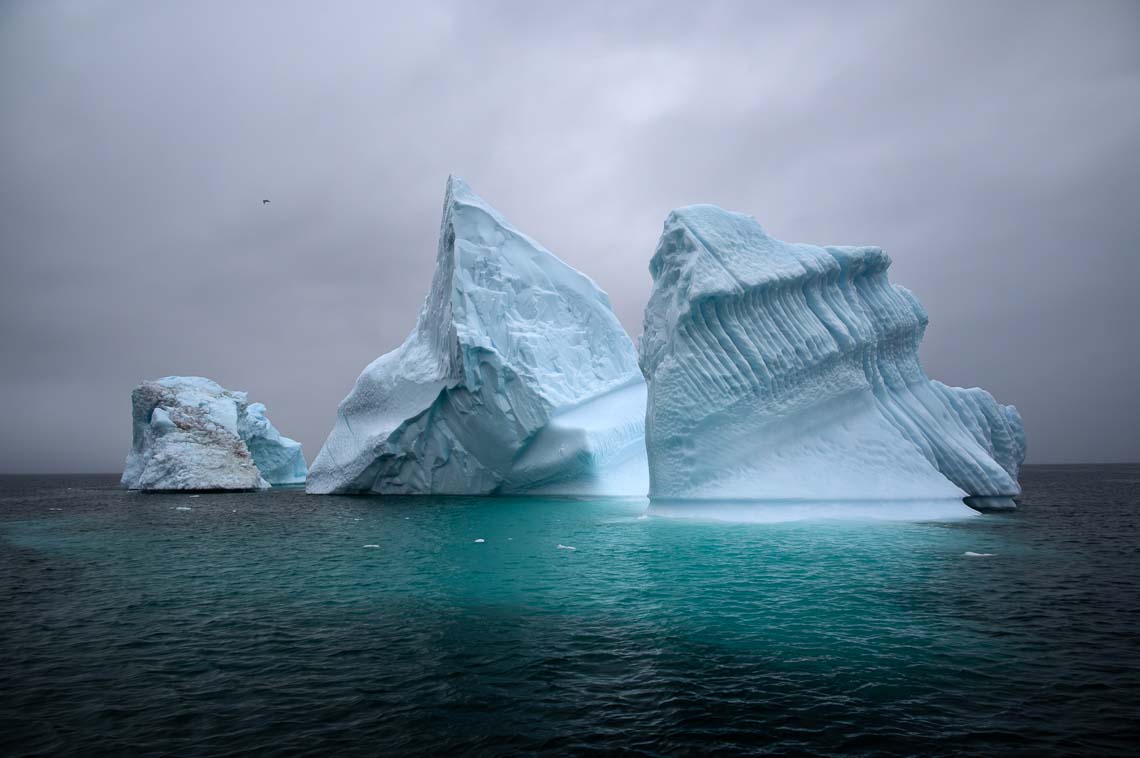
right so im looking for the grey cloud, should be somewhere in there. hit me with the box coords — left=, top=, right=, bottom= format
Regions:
left=2, top=0, right=1138, bottom=472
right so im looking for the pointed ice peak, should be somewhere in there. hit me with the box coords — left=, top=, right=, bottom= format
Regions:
left=307, top=177, right=647, bottom=496
left=440, top=175, right=516, bottom=241
left=444, top=174, right=489, bottom=210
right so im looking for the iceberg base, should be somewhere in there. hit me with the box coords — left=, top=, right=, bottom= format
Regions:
left=646, top=498, right=980, bottom=523
left=964, top=496, right=1019, bottom=513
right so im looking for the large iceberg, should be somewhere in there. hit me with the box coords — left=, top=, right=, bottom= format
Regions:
left=306, top=177, right=648, bottom=495
left=122, top=376, right=306, bottom=491
left=639, top=205, right=1025, bottom=506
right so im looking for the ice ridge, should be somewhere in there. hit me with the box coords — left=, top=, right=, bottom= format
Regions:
left=640, top=204, right=1024, bottom=502
left=306, top=177, right=648, bottom=495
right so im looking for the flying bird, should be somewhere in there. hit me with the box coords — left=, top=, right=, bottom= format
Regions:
left=262, top=199, right=270, bottom=204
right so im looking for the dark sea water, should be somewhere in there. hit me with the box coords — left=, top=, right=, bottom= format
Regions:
left=1, top=466, right=1138, bottom=756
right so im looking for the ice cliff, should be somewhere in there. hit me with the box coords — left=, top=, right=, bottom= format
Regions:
left=122, top=376, right=307, bottom=491
left=306, top=177, right=648, bottom=495
left=640, top=205, right=1025, bottom=504
left=239, top=402, right=308, bottom=485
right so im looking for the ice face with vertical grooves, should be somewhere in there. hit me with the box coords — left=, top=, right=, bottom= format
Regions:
left=640, top=204, right=1025, bottom=504
left=306, top=177, right=648, bottom=496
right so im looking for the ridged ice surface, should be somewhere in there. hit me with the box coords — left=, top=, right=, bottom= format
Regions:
left=121, top=376, right=306, bottom=491
left=307, top=177, right=648, bottom=495
left=640, top=205, right=1024, bottom=502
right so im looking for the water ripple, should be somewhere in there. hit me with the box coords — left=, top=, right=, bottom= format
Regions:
left=1, top=466, right=1139, bottom=755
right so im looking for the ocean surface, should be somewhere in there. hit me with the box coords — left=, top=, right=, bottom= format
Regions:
left=1, top=465, right=1138, bottom=756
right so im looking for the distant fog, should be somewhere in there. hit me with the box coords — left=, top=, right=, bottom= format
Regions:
left=2, top=0, right=1139, bottom=471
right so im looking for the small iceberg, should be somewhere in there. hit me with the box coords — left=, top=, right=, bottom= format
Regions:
left=363, top=544, right=380, bottom=549
left=474, top=538, right=485, bottom=543
left=557, top=544, right=577, bottom=551
left=174, top=506, right=192, bottom=511
left=121, top=376, right=306, bottom=491
left=964, top=551, right=997, bottom=557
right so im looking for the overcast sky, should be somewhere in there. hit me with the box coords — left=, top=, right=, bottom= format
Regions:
left=2, top=0, right=1138, bottom=472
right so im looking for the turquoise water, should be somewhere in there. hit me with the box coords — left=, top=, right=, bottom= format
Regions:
left=2, top=466, right=1138, bottom=755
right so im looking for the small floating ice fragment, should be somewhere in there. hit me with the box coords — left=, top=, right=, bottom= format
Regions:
left=474, top=538, right=485, bottom=543
left=964, top=551, right=996, bottom=557
left=363, top=544, right=380, bottom=549
left=557, top=544, right=576, bottom=551
left=49, top=508, right=62, bottom=511
left=175, top=506, right=192, bottom=511
left=188, top=495, right=200, bottom=498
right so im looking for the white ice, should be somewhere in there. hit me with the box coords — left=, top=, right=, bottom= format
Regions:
left=121, top=376, right=307, bottom=491
left=306, top=177, right=648, bottom=496
left=238, top=402, right=307, bottom=485
left=639, top=204, right=1025, bottom=509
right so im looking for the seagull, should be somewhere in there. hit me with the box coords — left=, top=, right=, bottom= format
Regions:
left=262, top=199, right=270, bottom=204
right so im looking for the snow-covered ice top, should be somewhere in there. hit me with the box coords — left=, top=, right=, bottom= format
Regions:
left=122, top=376, right=306, bottom=491
left=306, top=177, right=648, bottom=495
left=640, top=205, right=1025, bottom=504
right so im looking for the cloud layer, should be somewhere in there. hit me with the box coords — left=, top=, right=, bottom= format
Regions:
left=2, top=0, right=1138, bottom=471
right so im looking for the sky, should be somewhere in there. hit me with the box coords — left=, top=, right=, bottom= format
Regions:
left=1, top=0, right=1138, bottom=472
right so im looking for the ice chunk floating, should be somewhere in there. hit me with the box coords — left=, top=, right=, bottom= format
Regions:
left=239, top=402, right=308, bottom=485
left=121, top=376, right=306, bottom=491
left=307, top=177, right=648, bottom=495
left=639, top=205, right=1025, bottom=508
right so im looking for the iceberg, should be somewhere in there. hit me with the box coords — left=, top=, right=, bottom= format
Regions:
left=306, top=177, right=648, bottom=496
left=122, top=376, right=306, bottom=491
left=239, top=402, right=308, bottom=485
left=639, top=205, right=1025, bottom=505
